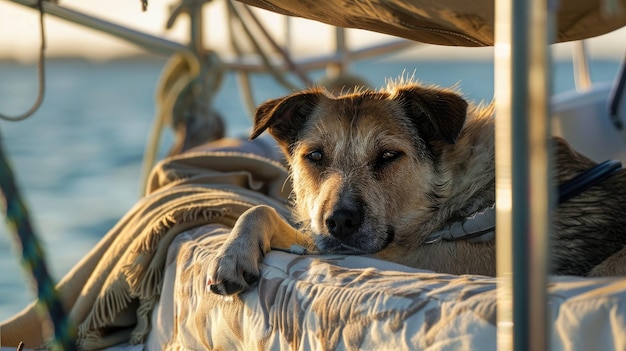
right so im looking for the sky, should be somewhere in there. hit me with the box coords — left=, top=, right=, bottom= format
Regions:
left=0, top=0, right=393, bottom=61
left=1, top=0, right=626, bottom=62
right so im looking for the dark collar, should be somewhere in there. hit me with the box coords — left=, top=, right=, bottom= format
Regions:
left=424, top=159, right=622, bottom=244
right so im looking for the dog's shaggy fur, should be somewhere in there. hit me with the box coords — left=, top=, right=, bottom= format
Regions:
left=207, top=82, right=626, bottom=295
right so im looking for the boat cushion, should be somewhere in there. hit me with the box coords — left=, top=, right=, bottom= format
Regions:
left=147, top=222, right=626, bottom=350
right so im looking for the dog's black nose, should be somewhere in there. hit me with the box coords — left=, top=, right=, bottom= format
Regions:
left=325, top=209, right=363, bottom=239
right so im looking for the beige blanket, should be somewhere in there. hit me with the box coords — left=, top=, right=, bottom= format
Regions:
left=0, top=150, right=292, bottom=350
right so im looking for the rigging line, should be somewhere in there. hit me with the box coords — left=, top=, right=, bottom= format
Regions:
left=226, top=0, right=301, bottom=91
left=225, top=2, right=260, bottom=117
left=0, top=0, right=47, bottom=122
left=239, top=3, right=313, bottom=86
left=0, top=131, right=76, bottom=350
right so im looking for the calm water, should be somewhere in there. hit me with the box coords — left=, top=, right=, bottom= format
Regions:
left=0, top=56, right=621, bottom=320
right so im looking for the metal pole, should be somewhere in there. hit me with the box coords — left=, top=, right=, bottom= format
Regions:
left=573, top=41, right=592, bottom=91
left=223, top=39, right=415, bottom=72
left=336, top=27, right=348, bottom=73
left=189, top=1, right=205, bottom=58
left=494, top=0, right=552, bottom=350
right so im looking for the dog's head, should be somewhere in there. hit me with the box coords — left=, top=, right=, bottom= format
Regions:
left=250, top=83, right=468, bottom=254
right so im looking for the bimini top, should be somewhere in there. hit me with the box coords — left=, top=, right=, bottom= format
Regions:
left=236, top=0, right=626, bottom=46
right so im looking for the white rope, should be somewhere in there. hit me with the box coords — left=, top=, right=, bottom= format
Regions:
left=140, top=52, right=201, bottom=195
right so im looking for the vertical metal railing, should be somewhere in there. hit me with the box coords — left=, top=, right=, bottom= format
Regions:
left=494, top=0, right=552, bottom=350
left=573, top=41, right=592, bottom=91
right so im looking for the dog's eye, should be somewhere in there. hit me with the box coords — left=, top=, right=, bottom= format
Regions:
left=305, top=150, right=324, bottom=163
left=380, top=150, right=402, bottom=162
left=373, top=150, right=403, bottom=171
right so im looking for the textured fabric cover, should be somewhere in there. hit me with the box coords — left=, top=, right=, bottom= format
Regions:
left=145, top=223, right=626, bottom=351
left=236, top=0, right=626, bottom=46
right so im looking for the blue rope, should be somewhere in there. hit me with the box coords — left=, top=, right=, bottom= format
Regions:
left=0, top=132, right=76, bottom=350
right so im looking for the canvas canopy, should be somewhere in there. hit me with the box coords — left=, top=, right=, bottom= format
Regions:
left=237, top=0, right=626, bottom=46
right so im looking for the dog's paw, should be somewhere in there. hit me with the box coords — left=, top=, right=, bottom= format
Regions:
left=206, top=241, right=263, bottom=296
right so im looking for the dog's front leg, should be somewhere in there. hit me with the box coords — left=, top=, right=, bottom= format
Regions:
left=206, top=204, right=305, bottom=295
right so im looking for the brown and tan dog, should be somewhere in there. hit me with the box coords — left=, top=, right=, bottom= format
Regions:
left=207, top=82, right=626, bottom=295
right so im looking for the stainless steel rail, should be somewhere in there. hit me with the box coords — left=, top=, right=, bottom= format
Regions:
left=222, top=39, right=416, bottom=72
left=494, top=0, right=551, bottom=349
left=573, top=41, right=592, bottom=91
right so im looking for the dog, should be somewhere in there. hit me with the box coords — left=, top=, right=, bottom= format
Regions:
left=206, top=81, right=626, bottom=295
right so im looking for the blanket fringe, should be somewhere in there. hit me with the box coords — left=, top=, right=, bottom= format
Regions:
left=126, top=207, right=227, bottom=296
left=77, top=205, right=230, bottom=348
left=78, top=279, right=133, bottom=335
left=139, top=207, right=227, bottom=252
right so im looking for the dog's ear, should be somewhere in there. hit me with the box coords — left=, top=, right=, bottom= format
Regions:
left=249, top=90, right=323, bottom=146
left=394, top=85, right=468, bottom=144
